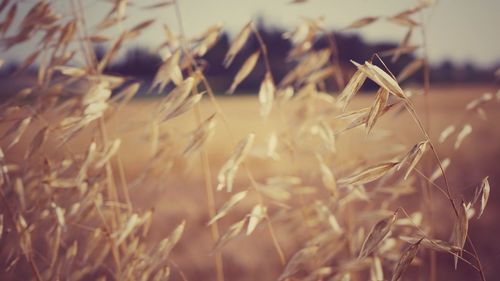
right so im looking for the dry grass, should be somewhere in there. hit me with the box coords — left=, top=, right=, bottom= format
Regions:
left=0, top=1, right=498, bottom=281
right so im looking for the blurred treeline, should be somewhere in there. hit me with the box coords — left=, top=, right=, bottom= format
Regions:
left=1, top=23, right=497, bottom=95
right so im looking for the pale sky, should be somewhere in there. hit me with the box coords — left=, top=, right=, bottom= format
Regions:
left=2, top=0, right=500, bottom=67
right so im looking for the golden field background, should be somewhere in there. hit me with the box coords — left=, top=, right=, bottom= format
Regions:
left=4, top=85, right=499, bottom=281
left=0, top=1, right=498, bottom=280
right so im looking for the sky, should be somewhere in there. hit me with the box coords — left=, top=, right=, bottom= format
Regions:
left=2, top=0, right=500, bottom=67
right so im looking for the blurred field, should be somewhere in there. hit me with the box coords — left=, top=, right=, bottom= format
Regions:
left=105, top=86, right=500, bottom=280
left=3, top=85, right=499, bottom=281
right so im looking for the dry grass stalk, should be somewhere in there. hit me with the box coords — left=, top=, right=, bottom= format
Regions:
left=0, top=1, right=492, bottom=280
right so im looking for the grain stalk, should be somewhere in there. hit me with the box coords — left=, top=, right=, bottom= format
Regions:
left=173, top=1, right=225, bottom=280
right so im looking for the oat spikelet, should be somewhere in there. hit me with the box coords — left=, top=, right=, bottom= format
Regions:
left=110, top=82, right=141, bottom=111
left=161, top=24, right=180, bottom=49
left=345, top=17, right=378, bottom=29
left=193, top=23, right=222, bottom=56
left=370, top=256, right=383, bottom=281
left=439, top=125, right=455, bottom=143
left=183, top=113, right=217, bottom=155
left=359, top=212, right=397, bottom=258
left=429, top=158, right=450, bottom=182
left=388, top=15, right=419, bottom=27
left=156, top=77, right=195, bottom=120
left=337, top=70, right=367, bottom=110
left=125, top=19, right=155, bottom=40
left=228, top=50, right=260, bottom=94
left=316, top=154, right=337, bottom=196
left=454, top=124, right=472, bottom=149
left=391, top=239, right=422, bottom=281
left=400, top=236, right=459, bottom=253
left=339, top=162, right=398, bottom=186
left=85, top=35, right=111, bottom=43
left=14, top=49, right=41, bottom=74
left=141, top=1, right=174, bottom=9
left=162, top=92, right=204, bottom=121
left=473, top=177, right=490, bottom=219
left=58, top=20, right=77, bottom=46
left=0, top=3, right=16, bottom=36
left=278, top=245, right=319, bottom=281
left=217, top=134, right=255, bottom=192
left=397, top=140, right=428, bottom=180
left=208, top=191, right=248, bottom=225
left=2, top=116, right=31, bottom=150
left=212, top=218, right=247, bottom=252
left=366, top=88, right=389, bottom=133
left=466, top=93, right=493, bottom=111
left=150, top=49, right=182, bottom=93
left=259, top=72, right=275, bottom=118
left=53, top=66, right=86, bottom=77
left=25, top=126, right=49, bottom=159
left=246, top=204, right=266, bottom=235
left=162, top=220, right=186, bottom=257
left=451, top=201, right=468, bottom=269
left=223, top=21, right=253, bottom=68
left=95, top=139, right=121, bottom=169
left=397, top=58, right=424, bottom=82
left=353, top=60, right=406, bottom=99
left=97, top=32, right=126, bottom=72
left=391, top=28, right=414, bottom=62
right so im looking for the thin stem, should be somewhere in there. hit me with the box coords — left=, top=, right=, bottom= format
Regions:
left=170, top=259, right=191, bottom=281
left=252, top=26, right=274, bottom=80
left=70, top=0, right=96, bottom=73
left=265, top=215, right=287, bottom=265
left=243, top=166, right=286, bottom=265
left=467, top=237, right=487, bottom=281
left=320, top=28, right=345, bottom=89
left=93, top=201, right=122, bottom=276
left=173, top=2, right=225, bottom=280
left=28, top=257, right=44, bottom=281
left=195, top=104, right=225, bottom=281
left=98, top=119, right=121, bottom=229
left=419, top=14, right=435, bottom=279
left=115, top=152, right=133, bottom=213
left=413, top=168, right=448, bottom=199
left=403, top=101, right=459, bottom=217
